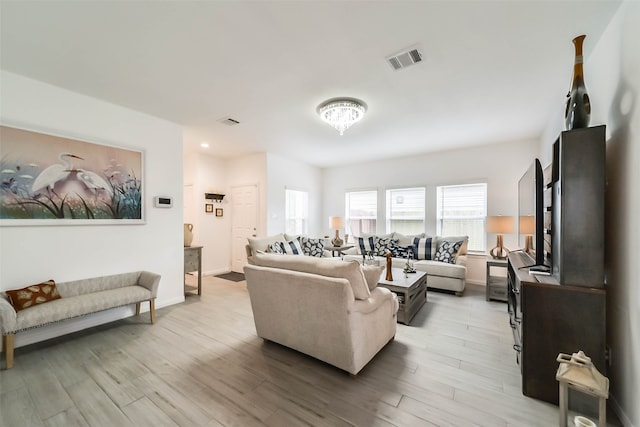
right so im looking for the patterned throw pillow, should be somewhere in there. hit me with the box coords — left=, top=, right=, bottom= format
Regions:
left=302, top=237, right=324, bottom=257
left=389, top=241, right=411, bottom=258
left=5, top=280, right=61, bottom=312
left=434, top=240, right=464, bottom=264
left=373, top=237, right=396, bottom=256
left=413, top=237, right=435, bottom=260
left=357, top=236, right=376, bottom=255
left=281, top=239, right=304, bottom=255
left=267, top=242, right=285, bottom=254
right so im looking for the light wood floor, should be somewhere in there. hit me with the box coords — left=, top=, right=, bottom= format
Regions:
left=0, top=276, right=614, bottom=427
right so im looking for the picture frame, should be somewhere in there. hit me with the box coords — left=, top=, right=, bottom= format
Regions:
left=0, top=124, right=144, bottom=226
left=205, top=203, right=213, bottom=213
left=215, top=208, right=223, bottom=217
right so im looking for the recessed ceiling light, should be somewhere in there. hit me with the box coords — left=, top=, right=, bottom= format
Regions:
left=200, top=142, right=209, bottom=148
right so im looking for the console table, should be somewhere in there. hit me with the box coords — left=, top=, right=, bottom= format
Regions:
left=377, top=268, right=427, bottom=325
left=184, top=246, right=202, bottom=296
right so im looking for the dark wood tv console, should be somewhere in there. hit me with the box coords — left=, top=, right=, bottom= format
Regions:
left=507, top=252, right=606, bottom=405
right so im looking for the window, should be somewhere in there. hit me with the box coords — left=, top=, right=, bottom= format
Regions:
left=285, top=189, right=308, bottom=235
left=345, top=190, right=377, bottom=237
left=436, top=183, right=487, bottom=252
left=386, top=187, right=425, bottom=234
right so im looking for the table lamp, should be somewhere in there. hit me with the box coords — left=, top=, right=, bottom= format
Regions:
left=519, top=215, right=535, bottom=256
left=329, top=216, right=345, bottom=246
left=487, top=215, right=514, bottom=259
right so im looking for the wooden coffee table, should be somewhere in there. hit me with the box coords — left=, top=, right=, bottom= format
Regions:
left=377, top=268, right=427, bottom=325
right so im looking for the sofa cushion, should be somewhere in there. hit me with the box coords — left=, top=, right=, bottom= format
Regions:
left=252, top=252, right=371, bottom=300
left=413, top=260, right=467, bottom=279
left=362, top=265, right=384, bottom=291
left=434, top=240, right=464, bottom=264
left=282, top=239, right=304, bottom=255
left=6, top=280, right=61, bottom=312
left=248, top=233, right=286, bottom=255
left=357, top=236, right=376, bottom=255
left=301, top=237, right=325, bottom=257
left=393, top=232, right=426, bottom=247
left=437, top=235, right=469, bottom=256
left=389, top=241, right=411, bottom=258
left=373, top=237, right=396, bottom=256
left=267, top=242, right=285, bottom=254
left=284, top=233, right=305, bottom=242
left=413, top=237, right=435, bottom=260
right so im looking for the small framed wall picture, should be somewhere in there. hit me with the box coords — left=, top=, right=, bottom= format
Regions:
left=205, top=204, right=213, bottom=213
left=215, top=208, right=223, bottom=217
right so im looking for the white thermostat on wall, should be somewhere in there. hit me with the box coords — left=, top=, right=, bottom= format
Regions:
left=154, top=196, right=173, bottom=208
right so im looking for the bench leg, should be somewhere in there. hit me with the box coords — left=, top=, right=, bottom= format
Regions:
left=135, top=300, right=155, bottom=324
left=3, top=333, right=15, bottom=369
left=149, top=299, right=156, bottom=324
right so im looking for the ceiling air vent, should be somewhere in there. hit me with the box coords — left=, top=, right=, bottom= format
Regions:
left=217, top=117, right=240, bottom=126
left=386, top=47, right=423, bottom=71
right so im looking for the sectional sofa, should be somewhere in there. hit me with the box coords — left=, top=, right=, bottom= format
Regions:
left=246, top=232, right=468, bottom=296
left=342, top=233, right=469, bottom=295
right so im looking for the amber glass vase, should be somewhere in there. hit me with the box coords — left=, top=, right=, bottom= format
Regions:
left=564, top=35, right=591, bottom=130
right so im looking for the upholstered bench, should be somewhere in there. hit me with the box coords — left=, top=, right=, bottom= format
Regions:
left=0, top=271, right=160, bottom=369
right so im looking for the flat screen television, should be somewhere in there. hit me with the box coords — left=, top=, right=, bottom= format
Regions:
left=517, top=158, right=548, bottom=269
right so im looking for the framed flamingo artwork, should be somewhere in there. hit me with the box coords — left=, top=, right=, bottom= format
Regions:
left=0, top=125, right=144, bottom=226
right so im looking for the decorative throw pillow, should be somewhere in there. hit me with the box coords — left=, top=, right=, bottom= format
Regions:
left=361, top=265, right=384, bottom=291
left=413, top=237, right=435, bottom=260
left=6, top=280, right=61, bottom=312
left=357, top=236, right=376, bottom=255
left=281, top=239, right=304, bottom=255
left=434, top=240, right=464, bottom=264
left=394, top=232, right=426, bottom=247
left=302, top=237, right=324, bottom=257
left=267, top=242, right=285, bottom=254
left=389, top=241, right=411, bottom=258
left=373, top=237, right=396, bottom=256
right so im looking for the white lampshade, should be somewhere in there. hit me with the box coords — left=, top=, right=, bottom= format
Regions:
left=487, top=215, right=515, bottom=234
left=329, top=216, right=345, bottom=230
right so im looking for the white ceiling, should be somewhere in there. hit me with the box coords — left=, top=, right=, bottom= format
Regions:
left=0, top=1, right=622, bottom=168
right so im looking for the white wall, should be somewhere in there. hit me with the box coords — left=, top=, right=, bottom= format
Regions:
left=0, top=71, right=184, bottom=346
left=322, top=139, right=538, bottom=284
left=266, top=153, right=323, bottom=236
left=538, top=2, right=639, bottom=425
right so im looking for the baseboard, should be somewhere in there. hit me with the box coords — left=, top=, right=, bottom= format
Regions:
left=610, top=394, right=635, bottom=427
left=467, top=279, right=485, bottom=286
left=156, top=295, right=185, bottom=309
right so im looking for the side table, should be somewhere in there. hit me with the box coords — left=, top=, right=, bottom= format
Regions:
left=486, top=257, right=508, bottom=302
left=184, top=245, right=203, bottom=296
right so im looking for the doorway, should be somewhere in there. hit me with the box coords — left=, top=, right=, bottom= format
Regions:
left=231, top=184, right=258, bottom=273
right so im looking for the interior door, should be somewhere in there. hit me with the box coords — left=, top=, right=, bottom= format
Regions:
left=231, top=184, right=258, bottom=273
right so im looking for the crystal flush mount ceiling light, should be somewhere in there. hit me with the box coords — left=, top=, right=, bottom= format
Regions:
left=317, top=97, right=367, bottom=136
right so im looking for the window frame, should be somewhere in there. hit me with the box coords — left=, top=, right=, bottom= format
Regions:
left=345, top=189, right=378, bottom=238
left=436, top=182, right=488, bottom=252
left=385, top=186, right=426, bottom=235
left=284, top=187, right=309, bottom=235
